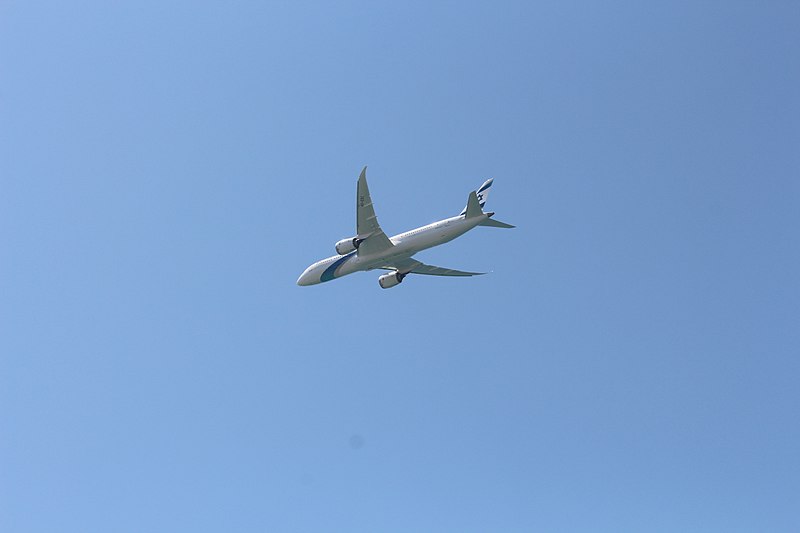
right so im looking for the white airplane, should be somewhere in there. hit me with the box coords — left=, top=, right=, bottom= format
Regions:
left=297, top=167, right=514, bottom=289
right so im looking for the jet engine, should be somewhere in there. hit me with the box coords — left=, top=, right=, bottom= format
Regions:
left=335, top=237, right=362, bottom=255
left=378, top=271, right=406, bottom=289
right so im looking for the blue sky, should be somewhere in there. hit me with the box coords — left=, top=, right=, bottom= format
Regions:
left=1, top=1, right=798, bottom=531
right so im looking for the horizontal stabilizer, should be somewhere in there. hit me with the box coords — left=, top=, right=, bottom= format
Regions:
left=479, top=217, right=515, bottom=229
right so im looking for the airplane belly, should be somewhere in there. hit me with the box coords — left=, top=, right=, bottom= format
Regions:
left=436, top=224, right=468, bottom=245
left=338, top=255, right=365, bottom=276
left=361, top=218, right=482, bottom=267
left=387, top=238, right=417, bottom=256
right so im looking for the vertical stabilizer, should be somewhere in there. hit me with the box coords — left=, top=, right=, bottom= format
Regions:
left=460, top=178, right=493, bottom=216
left=463, top=191, right=484, bottom=218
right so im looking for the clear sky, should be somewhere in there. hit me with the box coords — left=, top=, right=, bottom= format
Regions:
left=1, top=1, right=798, bottom=531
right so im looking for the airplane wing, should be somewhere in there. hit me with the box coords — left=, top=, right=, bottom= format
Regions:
left=356, top=167, right=394, bottom=256
left=382, top=257, right=485, bottom=277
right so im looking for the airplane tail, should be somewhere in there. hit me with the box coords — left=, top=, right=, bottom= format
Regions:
left=463, top=191, right=484, bottom=218
left=460, top=178, right=515, bottom=228
left=459, top=178, right=493, bottom=216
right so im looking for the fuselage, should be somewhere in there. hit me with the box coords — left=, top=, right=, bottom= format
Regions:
left=296, top=213, right=489, bottom=286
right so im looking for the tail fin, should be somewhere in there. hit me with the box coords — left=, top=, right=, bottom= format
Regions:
left=463, top=191, right=484, bottom=218
left=459, top=177, right=514, bottom=228
left=459, top=178, right=493, bottom=216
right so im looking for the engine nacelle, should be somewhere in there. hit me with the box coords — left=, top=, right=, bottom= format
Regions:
left=335, top=237, right=362, bottom=255
left=378, top=271, right=406, bottom=289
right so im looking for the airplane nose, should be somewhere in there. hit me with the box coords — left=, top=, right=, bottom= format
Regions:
left=297, top=269, right=313, bottom=286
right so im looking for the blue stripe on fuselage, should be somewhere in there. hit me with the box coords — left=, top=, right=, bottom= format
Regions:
left=321, top=252, right=355, bottom=282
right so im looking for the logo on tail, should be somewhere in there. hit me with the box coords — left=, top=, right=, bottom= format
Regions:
left=460, top=178, right=493, bottom=216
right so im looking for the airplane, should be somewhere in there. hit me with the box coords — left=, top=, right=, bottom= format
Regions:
left=296, top=167, right=514, bottom=289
